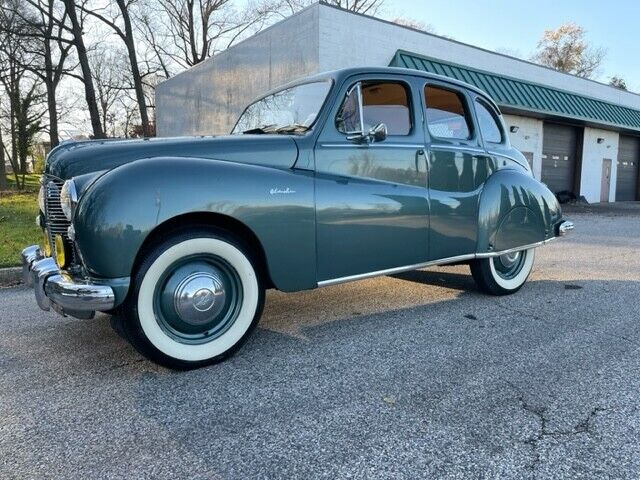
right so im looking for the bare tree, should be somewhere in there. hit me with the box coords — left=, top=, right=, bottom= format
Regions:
left=390, top=17, right=437, bottom=33
left=0, top=0, right=46, bottom=186
left=0, top=128, right=6, bottom=189
left=79, top=0, right=152, bottom=137
left=61, top=0, right=105, bottom=138
left=609, top=76, right=627, bottom=91
left=531, top=23, right=605, bottom=79
left=279, top=0, right=385, bottom=15
left=6, top=0, right=75, bottom=148
left=89, top=49, right=129, bottom=137
left=144, top=0, right=307, bottom=69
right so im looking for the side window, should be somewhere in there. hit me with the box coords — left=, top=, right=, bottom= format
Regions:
left=424, top=86, right=472, bottom=140
left=336, top=81, right=411, bottom=136
left=475, top=100, right=504, bottom=144
left=336, top=84, right=362, bottom=134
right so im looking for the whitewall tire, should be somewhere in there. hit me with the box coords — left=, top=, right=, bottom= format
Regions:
left=122, top=229, right=264, bottom=369
left=470, top=248, right=535, bottom=295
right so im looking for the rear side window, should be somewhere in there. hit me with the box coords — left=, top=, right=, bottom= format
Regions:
left=475, top=100, right=503, bottom=144
left=424, top=86, right=472, bottom=140
left=336, top=81, right=412, bottom=136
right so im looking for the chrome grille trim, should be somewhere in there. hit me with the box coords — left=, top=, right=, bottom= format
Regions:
left=42, top=175, right=75, bottom=264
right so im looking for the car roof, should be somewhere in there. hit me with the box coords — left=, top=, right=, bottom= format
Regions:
left=257, top=66, right=500, bottom=111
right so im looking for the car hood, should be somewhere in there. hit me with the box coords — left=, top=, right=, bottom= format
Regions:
left=45, top=135, right=299, bottom=180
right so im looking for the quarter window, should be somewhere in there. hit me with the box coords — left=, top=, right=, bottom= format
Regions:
left=424, top=86, right=472, bottom=140
left=475, top=100, right=503, bottom=144
left=337, top=81, right=411, bottom=136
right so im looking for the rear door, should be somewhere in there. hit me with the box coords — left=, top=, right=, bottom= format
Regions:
left=422, top=82, right=495, bottom=260
left=314, top=75, right=429, bottom=282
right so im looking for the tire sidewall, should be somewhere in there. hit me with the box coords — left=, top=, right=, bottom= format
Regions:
left=489, top=248, right=535, bottom=291
left=126, top=231, right=263, bottom=368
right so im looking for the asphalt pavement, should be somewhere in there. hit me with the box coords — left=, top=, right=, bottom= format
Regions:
left=1, top=205, right=639, bottom=479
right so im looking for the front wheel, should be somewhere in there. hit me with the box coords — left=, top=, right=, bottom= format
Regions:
left=470, top=248, right=535, bottom=296
left=122, top=229, right=264, bottom=370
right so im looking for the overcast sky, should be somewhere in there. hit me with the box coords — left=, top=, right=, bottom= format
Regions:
left=384, top=0, right=640, bottom=93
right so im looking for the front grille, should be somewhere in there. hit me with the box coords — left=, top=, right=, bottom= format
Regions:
left=43, top=176, right=76, bottom=266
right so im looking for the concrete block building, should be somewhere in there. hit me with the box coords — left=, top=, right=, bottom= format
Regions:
left=156, top=2, right=640, bottom=203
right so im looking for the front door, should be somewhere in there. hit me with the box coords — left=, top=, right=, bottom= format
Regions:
left=601, top=158, right=612, bottom=202
left=314, top=76, right=429, bottom=283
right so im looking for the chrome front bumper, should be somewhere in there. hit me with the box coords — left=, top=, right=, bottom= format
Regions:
left=21, top=245, right=115, bottom=320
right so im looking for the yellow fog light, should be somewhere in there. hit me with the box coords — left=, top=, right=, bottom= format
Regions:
left=54, top=235, right=66, bottom=268
left=42, top=231, right=52, bottom=257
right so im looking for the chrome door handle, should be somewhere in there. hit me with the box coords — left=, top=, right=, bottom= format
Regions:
left=415, top=149, right=426, bottom=172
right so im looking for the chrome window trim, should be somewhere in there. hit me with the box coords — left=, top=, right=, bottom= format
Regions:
left=317, top=238, right=554, bottom=287
left=430, top=144, right=485, bottom=154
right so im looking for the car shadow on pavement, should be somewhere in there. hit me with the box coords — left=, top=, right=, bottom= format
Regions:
left=390, top=268, right=479, bottom=292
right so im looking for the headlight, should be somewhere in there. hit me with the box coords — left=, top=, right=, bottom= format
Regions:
left=37, top=184, right=45, bottom=212
left=60, top=179, right=78, bottom=221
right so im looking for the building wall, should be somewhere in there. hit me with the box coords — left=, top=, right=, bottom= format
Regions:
left=503, top=114, right=544, bottom=180
left=579, top=128, right=620, bottom=203
left=317, top=4, right=640, bottom=110
left=156, top=5, right=321, bottom=136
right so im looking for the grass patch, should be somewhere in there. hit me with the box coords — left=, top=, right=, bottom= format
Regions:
left=6, top=173, right=41, bottom=192
left=1, top=175, right=41, bottom=268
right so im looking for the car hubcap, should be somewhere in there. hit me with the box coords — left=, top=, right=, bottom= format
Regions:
left=493, top=251, right=526, bottom=280
left=153, top=256, right=243, bottom=344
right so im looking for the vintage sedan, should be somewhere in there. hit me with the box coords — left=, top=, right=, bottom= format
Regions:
left=22, top=67, right=573, bottom=369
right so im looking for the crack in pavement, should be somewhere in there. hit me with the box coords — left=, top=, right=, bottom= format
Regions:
left=495, top=302, right=640, bottom=348
left=504, top=380, right=608, bottom=471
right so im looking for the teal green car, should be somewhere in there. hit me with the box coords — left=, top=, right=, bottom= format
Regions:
left=22, top=67, right=573, bottom=369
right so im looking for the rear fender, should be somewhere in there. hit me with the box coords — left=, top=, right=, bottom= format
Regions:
left=477, top=169, right=562, bottom=253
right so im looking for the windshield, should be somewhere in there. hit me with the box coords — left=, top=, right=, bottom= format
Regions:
left=232, top=80, right=332, bottom=134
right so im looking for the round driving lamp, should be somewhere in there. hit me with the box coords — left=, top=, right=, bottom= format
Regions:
left=42, top=231, right=52, bottom=257
left=60, top=179, right=78, bottom=221
left=54, top=234, right=67, bottom=268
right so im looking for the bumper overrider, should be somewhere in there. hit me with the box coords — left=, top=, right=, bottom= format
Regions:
left=21, top=245, right=115, bottom=320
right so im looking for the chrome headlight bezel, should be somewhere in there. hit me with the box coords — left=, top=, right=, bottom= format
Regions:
left=60, top=179, right=78, bottom=221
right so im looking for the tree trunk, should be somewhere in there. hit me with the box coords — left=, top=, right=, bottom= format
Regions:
left=44, top=41, right=59, bottom=148
left=0, top=128, right=7, bottom=190
left=116, top=0, right=151, bottom=137
left=62, top=0, right=105, bottom=139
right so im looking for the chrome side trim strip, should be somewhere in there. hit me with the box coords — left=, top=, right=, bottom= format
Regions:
left=317, top=239, right=555, bottom=287
left=474, top=239, right=554, bottom=259
left=318, top=143, right=425, bottom=149
left=318, top=253, right=477, bottom=287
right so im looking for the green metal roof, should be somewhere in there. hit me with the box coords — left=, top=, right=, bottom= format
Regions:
left=391, top=50, right=640, bottom=133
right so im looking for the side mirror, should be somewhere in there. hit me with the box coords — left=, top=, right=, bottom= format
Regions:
left=347, top=123, right=387, bottom=144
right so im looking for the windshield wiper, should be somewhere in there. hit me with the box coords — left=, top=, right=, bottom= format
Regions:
left=274, top=123, right=310, bottom=134
left=242, top=123, right=310, bottom=135
left=241, top=124, right=277, bottom=134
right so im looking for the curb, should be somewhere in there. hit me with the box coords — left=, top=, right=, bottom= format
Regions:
left=0, top=267, right=23, bottom=287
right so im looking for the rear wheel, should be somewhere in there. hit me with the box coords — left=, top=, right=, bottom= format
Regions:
left=470, top=248, right=535, bottom=295
left=122, top=229, right=264, bottom=369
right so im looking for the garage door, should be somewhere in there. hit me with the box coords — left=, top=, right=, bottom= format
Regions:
left=542, top=124, right=580, bottom=195
left=616, top=135, right=640, bottom=201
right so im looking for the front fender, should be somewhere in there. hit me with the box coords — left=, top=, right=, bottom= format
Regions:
left=477, top=169, right=562, bottom=253
left=74, top=157, right=316, bottom=293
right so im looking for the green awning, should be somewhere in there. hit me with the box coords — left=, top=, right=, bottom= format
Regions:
left=390, top=50, right=640, bottom=133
